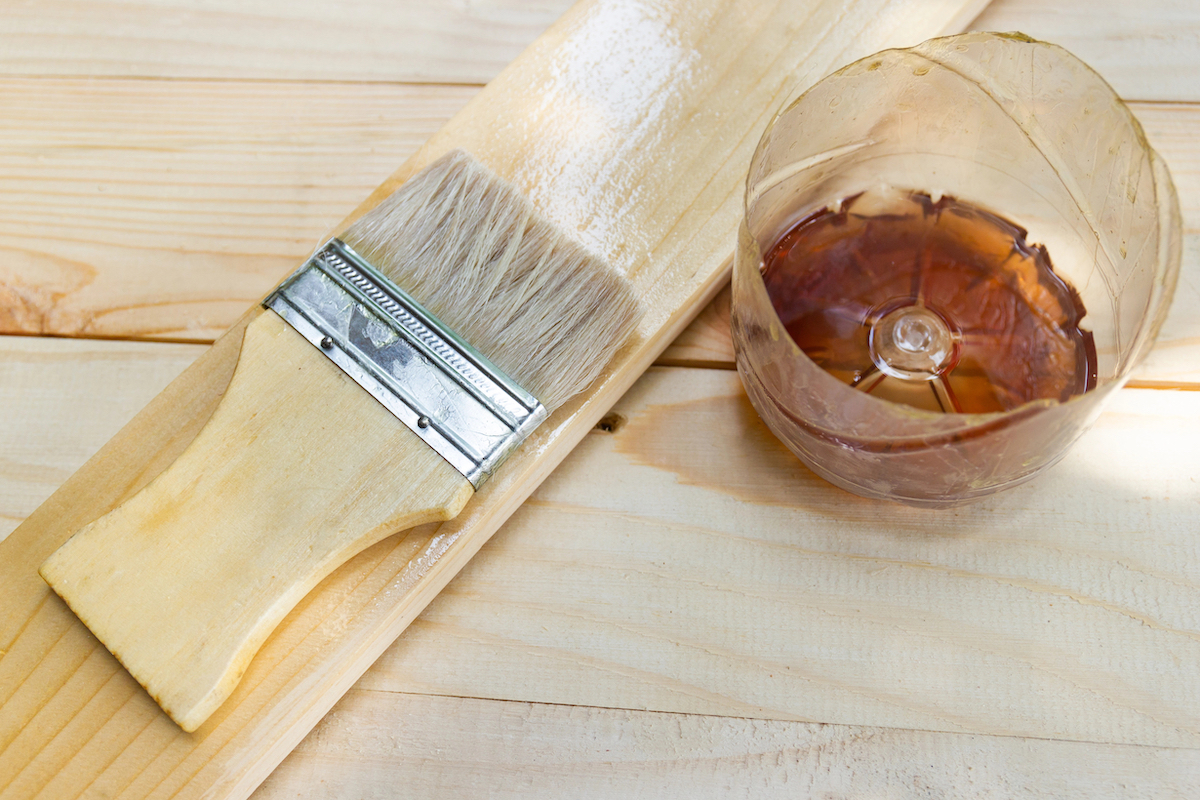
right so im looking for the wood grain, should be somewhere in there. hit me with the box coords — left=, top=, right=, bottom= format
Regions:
left=359, top=369, right=1200, bottom=748
left=0, top=0, right=575, bottom=84
left=0, top=79, right=476, bottom=341
left=1, top=0, right=1194, bottom=102
left=40, top=312, right=475, bottom=731
left=5, top=336, right=1199, bottom=755
left=3, top=0, right=1198, bottom=797
left=3, top=86, right=1196, bottom=383
left=0, top=336, right=203, bottom=544
left=0, top=1, right=992, bottom=797
left=254, top=690, right=1200, bottom=800
left=970, top=0, right=1200, bottom=102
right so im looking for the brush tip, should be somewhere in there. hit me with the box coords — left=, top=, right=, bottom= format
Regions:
left=341, top=149, right=642, bottom=411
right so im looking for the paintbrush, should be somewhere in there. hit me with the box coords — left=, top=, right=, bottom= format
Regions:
left=39, top=149, right=642, bottom=732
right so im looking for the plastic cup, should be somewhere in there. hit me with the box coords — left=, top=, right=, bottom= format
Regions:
left=731, top=32, right=1181, bottom=508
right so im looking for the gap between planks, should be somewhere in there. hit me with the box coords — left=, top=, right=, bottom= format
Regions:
left=288, top=686, right=1200, bottom=752
left=9, top=326, right=1200, bottom=392
left=6, top=336, right=1199, bottom=749
left=252, top=689, right=1200, bottom=799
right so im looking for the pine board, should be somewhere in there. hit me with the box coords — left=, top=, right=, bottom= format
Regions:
left=0, top=337, right=205, bottom=544
left=357, top=371, right=1200, bottom=748
left=0, top=1, right=992, bottom=797
left=970, top=0, right=1200, bottom=102
left=0, top=80, right=476, bottom=341
left=253, top=690, right=1200, bottom=799
left=4, top=336, right=1199, bottom=757
left=0, top=0, right=1194, bottom=102
left=0, top=0, right=575, bottom=84
left=1, top=88, right=1196, bottom=381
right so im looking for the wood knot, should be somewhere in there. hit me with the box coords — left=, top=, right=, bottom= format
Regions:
left=593, top=412, right=626, bottom=434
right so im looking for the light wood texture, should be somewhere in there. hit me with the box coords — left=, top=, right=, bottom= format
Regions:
left=254, top=690, right=1200, bottom=799
left=0, top=1, right=992, bottom=797
left=970, top=0, right=1200, bottom=102
left=6, top=337, right=1200, bottom=750
left=4, top=335, right=1200, bottom=794
left=361, top=371, right=1200, bottom=748
left=39, top=311, right=474, bottom=732
left=2, top=0, right=1193, bottom=102
left=659, top=282, right=736, bottom=368
left=0, top=79, right=476, bottom=341
left=0, top=0, right=575, bottom=84
left=3, top=89, right=1197, bottom=386
left=0, top=336, right=204, bottom=544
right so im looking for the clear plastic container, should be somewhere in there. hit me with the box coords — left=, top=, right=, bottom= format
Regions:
left=731, top=32, right=1181, bottom=508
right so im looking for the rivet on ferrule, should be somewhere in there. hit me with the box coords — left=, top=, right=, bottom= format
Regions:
left=263, top=239, right=548, bottom=488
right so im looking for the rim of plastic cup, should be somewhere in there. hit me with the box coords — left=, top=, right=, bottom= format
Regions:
left=737, top=31, right=1181, bottom=450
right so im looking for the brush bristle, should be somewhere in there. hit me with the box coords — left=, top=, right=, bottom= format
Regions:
left=341, top=149, right=642, bottom=411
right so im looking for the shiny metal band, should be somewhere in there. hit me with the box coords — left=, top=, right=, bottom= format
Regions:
left=265, top=239, right=547, bottom=488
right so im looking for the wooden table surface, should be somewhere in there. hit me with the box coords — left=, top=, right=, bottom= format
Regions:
left=2, top=0, right=1199, bottom=796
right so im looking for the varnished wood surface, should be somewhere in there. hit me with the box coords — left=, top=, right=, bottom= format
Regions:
left=2, top=0, right=1199, bottom=798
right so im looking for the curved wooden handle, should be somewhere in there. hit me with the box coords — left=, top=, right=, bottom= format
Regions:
left=40, top=310, right=475, bottom=731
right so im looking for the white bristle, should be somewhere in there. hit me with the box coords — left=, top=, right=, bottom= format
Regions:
left=341, top=149, right=642, bottom=411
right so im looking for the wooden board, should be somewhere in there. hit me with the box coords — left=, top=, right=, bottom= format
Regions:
left=0, top=337, right=204, bottom=544
left=254, top=690, right=1200, bottom=799
left=0, top=1, right=992, bottom=797
left=0, top=80, right=476, bottom=341
left=0, top=0, right=575, bottom=84
left=4, top=336, right=1199, bottom=760
left=2, top=89, right=1197, bottom=382
left=2, top=0, right=1194, bottom=102
left=970, top=0, right=1200, bottom=102
left=362, top=371, right=1200, bottom=749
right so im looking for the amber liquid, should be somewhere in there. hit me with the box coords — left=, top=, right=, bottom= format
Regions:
left=762, top=189, right=1097, bottom=414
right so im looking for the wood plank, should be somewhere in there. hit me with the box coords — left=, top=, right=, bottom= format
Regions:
left=662, top=104, right=1200, bottom=384
left=39, top=311, right=478, bottom=732
left=0, top=0, right=1193, bottom=101
left=253, top=690, right=1200, bottom=799
left=970, top=0, right=1200, bottom=102
left=4, top=337, right=1199, bottom=751
left=0, top=2, right=992, bottom=797
left=0, top=0, right=574, bottom=84
left=0, top=336, right=204, bottom=544
left=355, top=370, right=1200, bottom=749
left=0, top=79, right=476, bottom=341
left=4, top=87, right=1197, bottom=380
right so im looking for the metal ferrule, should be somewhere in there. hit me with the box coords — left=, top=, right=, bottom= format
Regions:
left=264, top=239, right=547, bottom=489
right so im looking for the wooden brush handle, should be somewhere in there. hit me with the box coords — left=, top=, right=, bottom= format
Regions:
left=40, top=310, right=475, bottom=731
